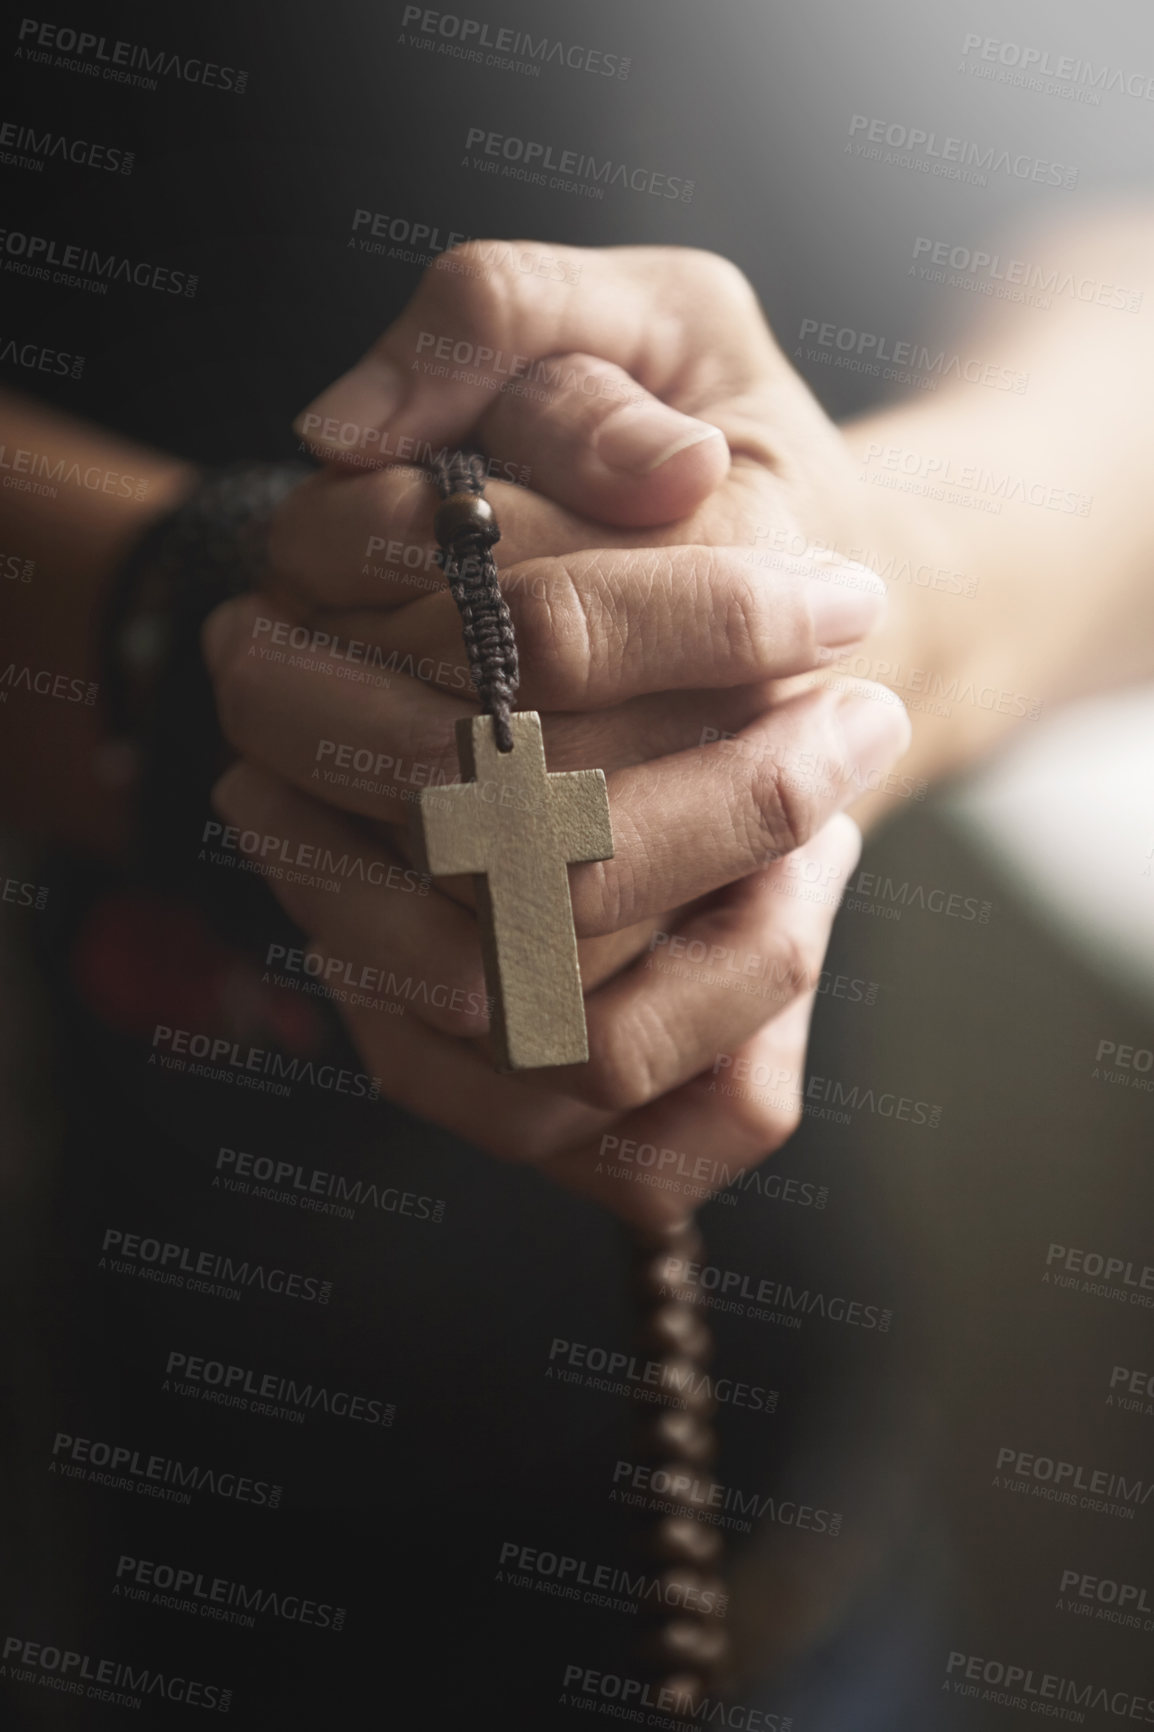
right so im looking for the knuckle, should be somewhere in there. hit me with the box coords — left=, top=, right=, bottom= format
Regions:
left=727, top=1085, right=802, bottom=1152
left=406, top=714, right=462, bottom=789
left=424, top=239, right=528, bottom=336
left=765, top=925, right=818, bottom=1006
left=744, top=751, right=812, bottom=861
left=579, top=991, right=684, bottom=1113
left=424, top=978, right=490, bottom=1041
left=680, top=248, right=759, bottom=309
left=715, top=554, right=776, bottom=675
left=507, top=556, right=599, bottom=704
left=539, top=351, right=632, bottom=419
left=572, top=847, right=631, bottom=938
left=582, top=1027, right=662, bottom=1115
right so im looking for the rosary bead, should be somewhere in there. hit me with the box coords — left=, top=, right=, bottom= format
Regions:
left=640, top=1301, right=711, bottom=1361
left=647, top=1357, right=716, bottom=1416
left=644, top=1462, right=718, bottom=1512
left=635, top=1407, right=717, bottom=1464
left=641, top=1618, right=729, bottom=1672
left=651, top=1566, right=728, bottom=1613
left=630, top=1218, right=704, bottom=1261
left=653, top=1675, right=707, bottom=1714
left=631, top=1250, right=698, bottom=1304
left=433, top=490, right=500, bottom=549
left=643, top=1515, right=724, bottom=1568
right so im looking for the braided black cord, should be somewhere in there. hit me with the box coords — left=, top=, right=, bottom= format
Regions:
left=431, top=453, right=519, bottom=751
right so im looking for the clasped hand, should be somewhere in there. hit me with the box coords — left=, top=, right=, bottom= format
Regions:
left=201, top=242, right=911, bottom=1226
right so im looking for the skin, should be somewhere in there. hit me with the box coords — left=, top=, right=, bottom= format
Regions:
left=5, top=216, right=1154, bottom=1224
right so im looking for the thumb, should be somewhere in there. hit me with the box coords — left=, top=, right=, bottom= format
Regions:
left=293, top=241, right=783, bottom=479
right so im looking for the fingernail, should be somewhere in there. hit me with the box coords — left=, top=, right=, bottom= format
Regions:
left=292, top=354, right=403, bottom=453
left=836, top=688, right=911, bottom=776
left=809, top=564, right=887, bottom=650
left=595, top=401, right=725, bottom=475
left=200, top=598, right=245, bottom=676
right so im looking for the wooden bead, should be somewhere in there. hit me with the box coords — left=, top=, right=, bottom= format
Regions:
left=640, top=1619, right=729, bottom=1672
left=631, top=1251, right=697, bottom=1304
left=651, top=1568, right=728, bottom=1619
left=647, top=1357, right=716, bottom=1416
left=635, top=1407, right=716, bottom=1464
left=644, top=1462, right=718, bottom=1511
left=433, top=490, right=500, bottom=548
left=640, top=1301, right=711, bottom=1361
left=643, top=1515, right=724, bottom=1568
left=630, top=1218, right=703, bottom=1259
left=652, top=1674, right=707, bottom=1713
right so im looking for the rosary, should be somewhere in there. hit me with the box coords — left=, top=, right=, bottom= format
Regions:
left=418, top=454, right=731, bottom=1709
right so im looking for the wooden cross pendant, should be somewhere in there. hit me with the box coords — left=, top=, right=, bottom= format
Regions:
left=414, top=710, right=614, bottom=1070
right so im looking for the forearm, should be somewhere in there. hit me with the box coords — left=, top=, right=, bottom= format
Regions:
left=841, top=208, right=1154, bottom=826
left=0, top=391, right=193, bottom=853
